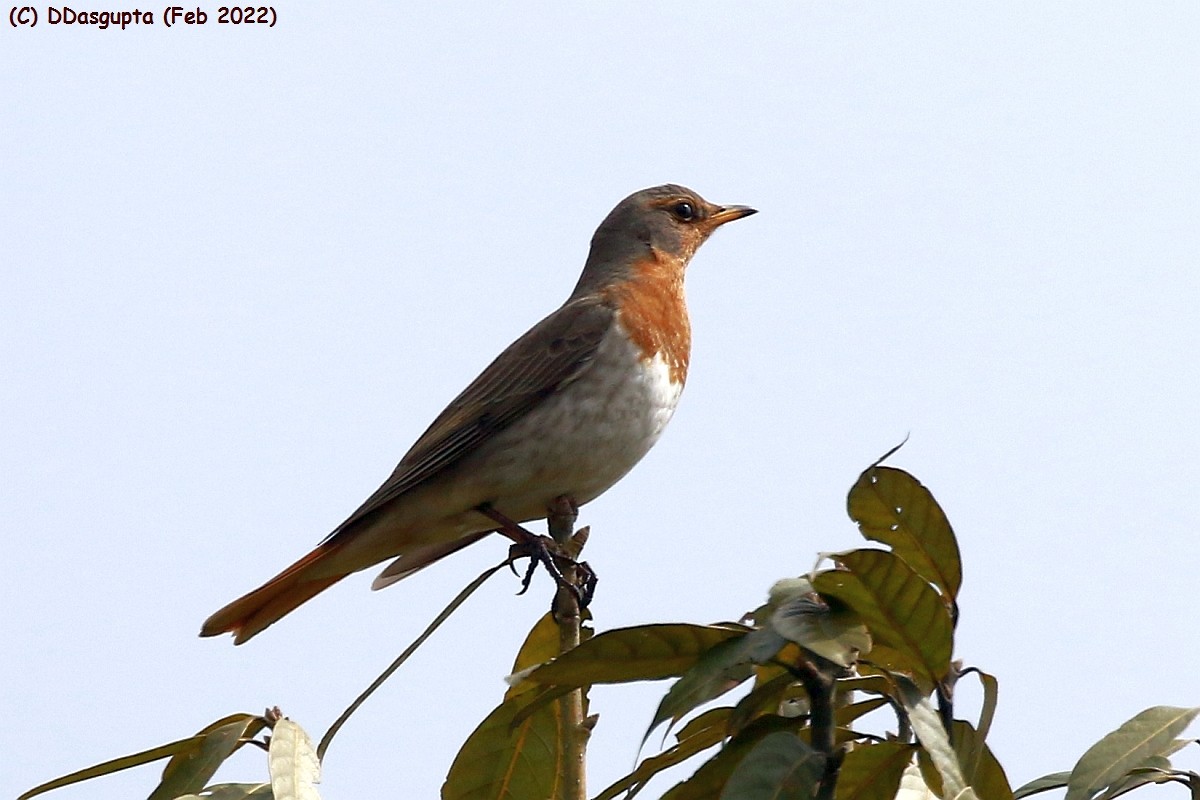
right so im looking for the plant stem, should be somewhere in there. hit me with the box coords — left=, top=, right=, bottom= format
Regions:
left=937, top=661, right=962, bottom=738
left=936, top=681, right=954, bottom=737
left=791, top=658, right=840, bottom=800
left=548, top=498, right=587, bottom=800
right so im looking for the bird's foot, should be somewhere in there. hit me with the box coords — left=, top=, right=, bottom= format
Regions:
left=506, top=536, right=594, bottom=607
left=476, top=501, right=595, bottom=607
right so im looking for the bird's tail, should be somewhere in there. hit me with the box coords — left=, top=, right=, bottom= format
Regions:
left=200, top=541, right=349, bottom=645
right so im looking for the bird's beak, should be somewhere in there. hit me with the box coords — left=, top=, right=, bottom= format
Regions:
left=708, top=205, right=758, bottom=227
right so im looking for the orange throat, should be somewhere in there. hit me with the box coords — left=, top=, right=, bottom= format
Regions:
left=602, top=249, right=692, bottom=385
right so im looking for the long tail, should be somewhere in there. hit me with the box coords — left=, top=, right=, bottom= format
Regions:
left=200, top=541, right=349, bottom=645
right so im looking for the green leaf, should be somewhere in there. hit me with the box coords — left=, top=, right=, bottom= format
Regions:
left=1158, top=738, right=1197, bottom=760
left=836, top=742, right=916, bottom=800
left=847, top=466, right=962, bottom=604
left=814, top=551, right=953, bottom=690
left=771, top=591, right=871, bottom=668
left=742, top=627, right=792, bottom=664
left=955, top=670, right=1001, bottom=788
left=1013, top=772, right=1071, bottom=799
left=897, top=756, right=939, bottom=800
left=505, top=612, right=568, bottom=700
left=503, top=610, right=599, bottom=726
left=1064, top=706, right=1200, bottom=800
left=728, top=671, right=798, bottom=735
left=861, top=645, right=930, bottom=686
left=507, top=684, right=576, bottom=731
left=150, top=714, right=268, bottom=800
left=1016, top=742, right=1196, bottom=800
left=1096, top=759, right=1175, bottom=800
left=593, top=708, right=730, bottom=800
left=916, top=723, right=1011, bottom=800
left=662, top=716, right=802, bottom=800
left=513, top=611, right=564, bottom=672
left=442, top=691, right=568, bottom=800
left=18, top=735, right=207, bottom=800
left=719, top=732, right=824, bottom=800
left=899, top=682, right=974, bottom=800
left=268, top=719, right=321, bottom=800
left=644, top=634, right=757, bottom=745
left=526, top=623, right=745, bottom=688
left=954, top=721, right=1014, bottom=800
left=675, top=706, right=735, bottom=742
left=512, top=624, right=747, bottom=733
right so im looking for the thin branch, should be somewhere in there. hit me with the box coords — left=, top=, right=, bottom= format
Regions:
left=789, top=658, right=840, bottom=800
left=316, top=560, right=508, bottom=761
left=937, top=661, right=963, bottom=738
left=936, top=682, right=954, bottom=736
left=548, top=496, right=588, bottom=800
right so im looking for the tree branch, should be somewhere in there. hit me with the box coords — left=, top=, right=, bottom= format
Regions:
left=548, top=497, right=588, bottom=800
left=790, top=657, right=841, bottom=800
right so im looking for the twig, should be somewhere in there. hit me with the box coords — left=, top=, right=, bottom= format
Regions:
left=790, top=657, right=840, bottom=800
left=316, top=560, right=509, bottom=761
left=936, top=682, right=954, bottom=737
left=937, top=661, right=962, bottom=738
left=547, top=497, right=588, bottom=800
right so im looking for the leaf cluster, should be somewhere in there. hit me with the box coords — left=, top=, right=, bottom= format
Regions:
left=449, top=460, right=980, bottom=799
left=19, top=710, right=318, bottom=800
left=19, top=458, right=1200, bottom=800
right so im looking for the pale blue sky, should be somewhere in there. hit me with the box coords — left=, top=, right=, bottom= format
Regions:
left=4, top=4, right=1199, bottom=799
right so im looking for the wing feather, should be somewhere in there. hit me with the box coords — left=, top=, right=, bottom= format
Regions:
left=322, top=296, right=615, bottom=541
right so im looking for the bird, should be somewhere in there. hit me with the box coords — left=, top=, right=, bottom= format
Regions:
left=200, top=184, right=756, bottom=643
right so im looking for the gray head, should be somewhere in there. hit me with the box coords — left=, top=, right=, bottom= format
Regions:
left=571, top=184, right=756, bottom=297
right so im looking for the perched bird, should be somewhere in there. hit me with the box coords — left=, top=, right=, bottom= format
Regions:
left=201, top=184, right=756, bottom=643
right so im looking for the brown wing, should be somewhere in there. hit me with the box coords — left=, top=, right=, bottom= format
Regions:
left=322, top=295, right=616, bottom=541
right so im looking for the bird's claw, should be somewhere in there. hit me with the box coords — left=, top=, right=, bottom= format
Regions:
left=574, top=560, right=598, bottom=608
left=506, top=537, right=594, bottom=607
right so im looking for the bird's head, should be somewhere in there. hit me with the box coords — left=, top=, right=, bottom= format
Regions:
left=574, top=184, right=757, bottom=296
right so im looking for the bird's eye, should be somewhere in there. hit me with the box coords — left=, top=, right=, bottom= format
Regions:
left=670, top=201, right=696, bottom=221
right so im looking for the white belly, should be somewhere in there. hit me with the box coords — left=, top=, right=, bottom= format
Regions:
left=468, top=318, right=685, bottom=516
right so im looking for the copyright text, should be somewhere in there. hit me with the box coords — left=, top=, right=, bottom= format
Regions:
left=8, top=6, right=278, bottom=29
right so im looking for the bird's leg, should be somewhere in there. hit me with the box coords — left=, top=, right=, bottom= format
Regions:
left=473, top=503, right=545, bottom=589
left=475, top=500, right=592, bottom=606
left=546, top=495, right=597, bottom=609
left=546, top=495, right=579, bottom=545
left=548, top=502, right=598, bottom=608
left=475, top=503, right=539, bottom=545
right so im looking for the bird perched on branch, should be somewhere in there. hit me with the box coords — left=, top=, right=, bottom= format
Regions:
left=201, top=184, right=756, bottom=643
